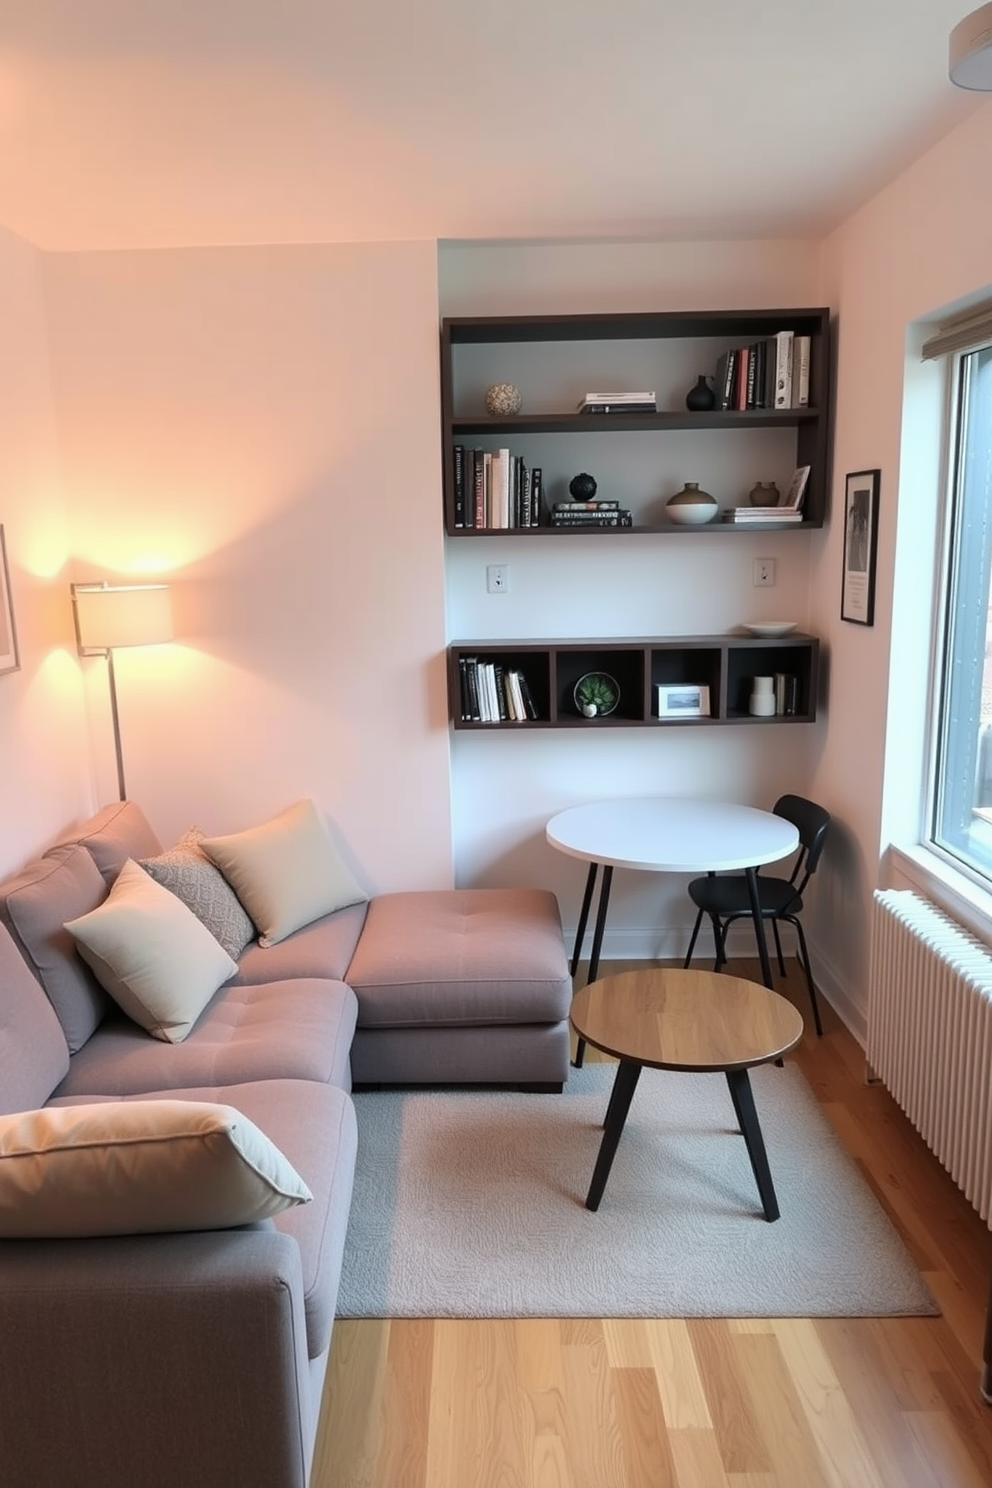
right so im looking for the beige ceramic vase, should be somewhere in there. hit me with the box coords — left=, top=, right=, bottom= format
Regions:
left=748, top=481, right=780, bottom=508
left=666, top=481, right=719, bottom=525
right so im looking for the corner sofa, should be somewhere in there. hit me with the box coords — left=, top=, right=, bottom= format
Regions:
left=0, top=800, right=572, bottom=1488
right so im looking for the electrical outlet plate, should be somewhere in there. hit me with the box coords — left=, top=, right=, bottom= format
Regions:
left=753, top=558, right=776, bottom=587
left=487, top=564, right=509, bottom=594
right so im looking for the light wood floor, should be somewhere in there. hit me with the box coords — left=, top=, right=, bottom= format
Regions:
left=313, top=958, right=992, bottom=1488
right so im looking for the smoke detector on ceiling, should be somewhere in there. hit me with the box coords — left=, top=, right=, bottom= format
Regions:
left=950, top=3, right=992, bottom=88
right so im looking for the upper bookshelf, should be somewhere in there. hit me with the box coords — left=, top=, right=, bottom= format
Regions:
left=440, top=307, right=831, bottom=536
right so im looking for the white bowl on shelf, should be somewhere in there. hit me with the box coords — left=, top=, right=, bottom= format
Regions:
left=742, top=621, right=797, bottom=638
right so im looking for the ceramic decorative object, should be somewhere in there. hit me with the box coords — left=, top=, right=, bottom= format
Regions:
left=685, top=374, right=716, bottom=412
left=749, top=675, right=776, bottom=717
left=484, top=382, right=523, bottom=416
left=665, top=481, right=719, bottom=526
left=749, top=481, right=781, bottom=508
left=573, top=672, right=620, bottom=719
left=569, top=472, right=598, bottom=499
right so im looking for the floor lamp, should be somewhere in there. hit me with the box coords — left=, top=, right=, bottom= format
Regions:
left=71, top=581, right=174, bottom=802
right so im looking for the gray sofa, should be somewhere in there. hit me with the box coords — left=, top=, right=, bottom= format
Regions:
left=0, top=801, right=572, bottom=1488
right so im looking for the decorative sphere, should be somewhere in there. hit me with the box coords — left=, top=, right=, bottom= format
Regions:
left=569, top=472, right=598, bottom=499
left=484, top=382, right=523, bottom=416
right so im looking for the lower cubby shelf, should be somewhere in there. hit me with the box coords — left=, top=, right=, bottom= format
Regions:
left=448, top=634, right=819, bottom=729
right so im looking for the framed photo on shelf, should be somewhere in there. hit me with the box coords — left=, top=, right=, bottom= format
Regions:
left=654, top=682, right=710, bottom=719
left=0, top=526, right=19, bottom=675
left=841, top=469, right=880, bottom=626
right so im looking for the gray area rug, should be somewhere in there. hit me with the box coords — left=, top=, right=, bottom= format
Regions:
left=337, top=1062, right=938, bottom=1319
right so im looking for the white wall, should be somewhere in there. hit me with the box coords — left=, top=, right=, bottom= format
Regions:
left=0, top=223, right=92, bottom=873
left=42, top=241, right=454, bottom=893
left=439, top=239, right=824, bottom=957
left=810, top=100, right=992, bottom=1037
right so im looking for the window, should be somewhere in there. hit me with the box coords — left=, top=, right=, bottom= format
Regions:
left=929, top=338, right=992, bottom=884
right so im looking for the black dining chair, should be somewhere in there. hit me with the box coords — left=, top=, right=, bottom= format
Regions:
left=681, top=793, right=829, bottom=1035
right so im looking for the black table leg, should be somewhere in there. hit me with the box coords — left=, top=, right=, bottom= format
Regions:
left=570, top=862, right=598, bottom=977
left=725, top=1067, right=779, bottom=1221
left=744, top=865, right=774, bottom=989
left=573, top=864, right=613, bottom=1068
left=585, top=1059, right=642, bottom=1211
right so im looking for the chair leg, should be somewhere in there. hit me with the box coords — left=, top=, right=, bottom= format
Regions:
left=711, top=915, right=727, bottom=972
left=771, top=918, right=787, bottom=977
left=683, top=906, right=705, bottom=968
left=791, top=918, right=823, bottom=1036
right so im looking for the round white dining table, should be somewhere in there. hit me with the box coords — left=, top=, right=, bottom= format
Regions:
left=546, top=797, right=799, bottom=1062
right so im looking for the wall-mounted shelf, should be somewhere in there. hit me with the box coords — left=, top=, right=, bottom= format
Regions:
left=448, top=634, right=820, bottom=730
left=440, top=308, right=832, bottom=537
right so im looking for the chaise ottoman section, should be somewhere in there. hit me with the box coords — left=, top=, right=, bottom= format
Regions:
left=344, top=888, right=573, bottom=1087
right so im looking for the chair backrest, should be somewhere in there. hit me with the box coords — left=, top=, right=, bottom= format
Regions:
left=772, top=794, right=831, bottom=894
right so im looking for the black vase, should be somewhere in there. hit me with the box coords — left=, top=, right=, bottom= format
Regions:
left=685, top=374, right=716, bottom=412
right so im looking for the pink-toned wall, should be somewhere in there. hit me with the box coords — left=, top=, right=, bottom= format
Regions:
left=810, top=100, right=992, bottom=1035
left=42, top=241, right=453, bottom=893
left=0, top=222, right=93, bottom=874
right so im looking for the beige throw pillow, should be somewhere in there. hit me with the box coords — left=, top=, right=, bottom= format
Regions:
left=0, top=1100, right=312, bottom=1238
left=200, top=798, right=367, bottom=947
left=65, top=859, right=237, bottom=1042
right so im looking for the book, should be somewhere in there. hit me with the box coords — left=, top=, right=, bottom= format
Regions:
left=792, top=335, right=811, bottom=407
left=722, top=508, right=804, bottom=524
left=506, top=670, right=525, bottom=722
left=472, top=448, right=485, bottom=528
left=714, top=348, right=738, bottom=410
left=580, top=391, right=656, bottom=406
left=515, top=671, right=538, bottom=720
left=734, top=346, right=750, bottom=411
left=745, top=342, right=759, bottom=409
left=493, top=663, right=509, bottom=720
left=529, top=466, right=543, bottom=525
left=553, top=500, right=621, bottom=511
left=453, top=444, right=466, bottom=528
left=773, top=330, right=794, bottom=409
left=579, top=401, right=656, bottom=415
left=750, top=339, right=767, bottom=409
left=781, top=465, right=810, bottom=511
left=550, top=511, right=633, bottom=527
left=463, top=658, right=481, bottom=722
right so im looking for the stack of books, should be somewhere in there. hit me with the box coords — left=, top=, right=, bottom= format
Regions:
left=577, top=391, right=657, bottom=415
left=721, top=465, right=809, bottom=524
left=713, top=332, right=811, bottom=411
left=459, top=658, right=538, bottom=723
left=550, top=500, right=633, bottom=528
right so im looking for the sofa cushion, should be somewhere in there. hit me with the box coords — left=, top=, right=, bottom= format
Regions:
left=230, top=901, right=367, bottom=986
left=48, top=1077, right=357, bottom=1362
left=200, top=798, right=367, bottom=947
left=47, top=800, right=162, bottom=886
left=65, top=861, right=238, bottom=1043
left=0, top=923, right=70, bottom=1113
left=0, top=843, right=111, bottom=1052
left=53, top=978, right=358, bottom=1099
left=0, top=1100, right=312, bottom=1239
left=344, top=888, right=573, bottom=1029
left=140, top=828, right=255, bottom=960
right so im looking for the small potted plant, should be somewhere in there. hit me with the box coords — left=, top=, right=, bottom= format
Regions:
left=574, top=672, right=620, bottom=718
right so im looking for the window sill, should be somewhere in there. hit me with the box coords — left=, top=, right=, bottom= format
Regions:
left=885, top=843, right=992, bottom=947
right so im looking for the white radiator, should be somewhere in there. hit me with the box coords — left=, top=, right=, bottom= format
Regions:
left=869, top=889, right=992, bottom=1223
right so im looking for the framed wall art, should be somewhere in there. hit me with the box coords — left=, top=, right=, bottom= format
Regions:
left=0, top=525, right=20, bottom=674
left=841, top=469, right=880, bottom=625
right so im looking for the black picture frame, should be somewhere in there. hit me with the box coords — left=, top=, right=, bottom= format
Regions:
left=841, top=470, right=880, bottom=625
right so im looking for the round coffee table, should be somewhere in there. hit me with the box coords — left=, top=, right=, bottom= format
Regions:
left=570, top=967, right=804, bottom=1219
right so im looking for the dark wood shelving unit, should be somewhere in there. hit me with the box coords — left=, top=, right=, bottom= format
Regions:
left=448, top=634, right=820, bottom=730
left=440, top=307, right=832, bottom=537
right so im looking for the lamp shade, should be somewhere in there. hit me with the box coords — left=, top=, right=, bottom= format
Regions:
left=72, top=583, right=174, bottom=652
left=950, top=3, right=992, bottom=88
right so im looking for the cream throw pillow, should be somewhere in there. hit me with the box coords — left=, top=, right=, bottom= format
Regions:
left=200, top=798, right=367, bottom=947
left=65, top=859, right=237, bottom=1042
left=0, top=1101, right=312, bottom=1238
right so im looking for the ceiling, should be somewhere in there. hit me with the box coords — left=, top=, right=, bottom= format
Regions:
left=0, top=0, right=983, bottom=253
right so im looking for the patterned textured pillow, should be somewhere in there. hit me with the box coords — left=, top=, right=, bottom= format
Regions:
left=140, top=828, right=256, bottom=960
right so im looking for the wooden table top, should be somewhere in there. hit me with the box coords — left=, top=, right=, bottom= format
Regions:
left=569, top=967, right=804, bottom=1073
